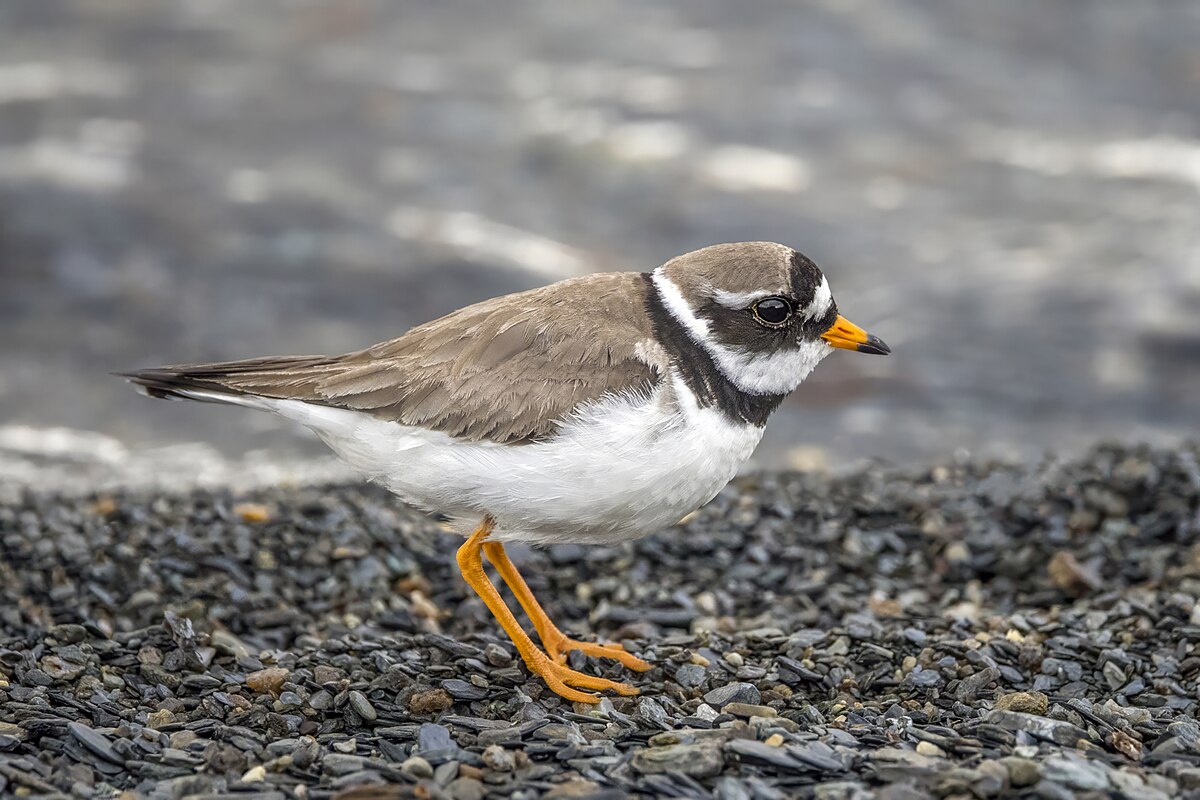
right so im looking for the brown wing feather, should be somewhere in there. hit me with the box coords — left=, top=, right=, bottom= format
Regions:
left=124, top=272, right=666, bottom=444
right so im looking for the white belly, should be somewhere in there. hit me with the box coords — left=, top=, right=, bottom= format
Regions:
left=261, top=377, right=763, bottom=545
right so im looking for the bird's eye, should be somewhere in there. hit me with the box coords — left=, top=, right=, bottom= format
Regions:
left=752, top=297, right=793, bottom=327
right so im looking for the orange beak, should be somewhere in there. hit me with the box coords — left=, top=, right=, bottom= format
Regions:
left=821, top=315, right=891, bottom=355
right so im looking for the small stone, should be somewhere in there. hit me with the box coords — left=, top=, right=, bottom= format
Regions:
left=409, top=688, right=455, bottom=714
left=1048, top=550, right=1102, bottom=596
left=211, top=630, right=249, bottom=658
left=636, top=696, right=669, bottom=727
left=418, top=723, right=454, bottom=752
left=481, top=744, right=515, bottom=772
left=324, top=753, right=366, bottom=775
left=1102, top=661, right=1126, bottom=692
left=764, top=733, right=784, bottom=747
left=994, top=691, right=1049, bottom=715
left=813, top=782, right=871, bottom=800
left=674, top=663, right=706, bottom=688
left=234, top=502, right=272, bottom=523
left=703, top=682, right=760, bottom=708
left=972, top=760, right=1009, bottom=797
left=632, top=742, right=724, bottom=778
left=722, top=702, right=776, bottom=718
left=40, top=654, right=86, bottom=681
left=348, top=690, right=377, bottom=722
left=1041, top=756, right=1111, bottom=791
left=723, top=652, right=744, bottom=667
left=241, top=765, right=266, bottom=783
left=313, top=665, right=345, bottom=684
left=955, top=666, right=1000, bottom=701
left=915, top=741, right=944, bottom=757
left=483, top=643, right=513, bottom=667
left=67, top=722, right=122, bottom=765
left=869, top=747, right=940, bottom=778
left=246, top=667, right=288, bottom=695
left=986, top=710, right=1088, bottom=747
left=545, top=779, right=603, bottom=798
left=309, top=689, right=333, bottom=710
left=169, top=730, right=197, bottom=749
left=441, top=679, right=487, bottom=701
left=400, top=756, right=434, bottom=779
left=446, top=777, right=486, bottom=800
left=1107, top=729, right=1142, bottom=761
left=905, top=667, right=943, bottom=688
left=146, top=709, right=175, bottom=729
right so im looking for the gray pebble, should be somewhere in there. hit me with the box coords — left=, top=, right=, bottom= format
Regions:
left=441, top=679, right=487, bottom=701
left=675, top=663, right=707, bottom=688
left=985, top=710, right=1088, bottom=747
left=703, top=682, right=761, bottom=708
left=67, top=722, right=123, bottom=765
left=632, top=742, right=724, bottom=778
left=1040, top=757, right=1111, bottom=791
left=348, top=690, right=377, bottom=721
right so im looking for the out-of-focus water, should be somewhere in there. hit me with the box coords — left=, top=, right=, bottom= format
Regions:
left=2, top=0, right=1198, bottom=471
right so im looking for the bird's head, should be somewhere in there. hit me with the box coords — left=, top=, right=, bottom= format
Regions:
left=651, top=241, right=889, bottom=395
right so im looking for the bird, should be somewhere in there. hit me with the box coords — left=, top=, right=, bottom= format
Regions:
left=122, top=241, right=889, bottom=703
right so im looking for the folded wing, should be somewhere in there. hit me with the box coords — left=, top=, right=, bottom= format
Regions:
left=123, top=272, right=666, bottom=444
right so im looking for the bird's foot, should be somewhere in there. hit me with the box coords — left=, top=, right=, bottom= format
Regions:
left=526, top=649, right=641, bottom=703
left=544, top=634, right=653, bottom=672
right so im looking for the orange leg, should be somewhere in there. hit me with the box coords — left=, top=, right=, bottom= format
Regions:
left=456, top=518, right=640, bottom=703
left=482, top=540, right=652, bottom=672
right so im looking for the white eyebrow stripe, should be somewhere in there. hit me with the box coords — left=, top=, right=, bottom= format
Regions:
left=804, top=275, right=833, bottom=319
left=710, top=288, right=775, bottom=310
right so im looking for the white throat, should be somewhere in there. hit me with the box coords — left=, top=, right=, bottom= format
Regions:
left=651, top=268, right=832, bottom=396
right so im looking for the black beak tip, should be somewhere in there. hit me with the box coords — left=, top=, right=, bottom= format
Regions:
left=857, top=335, right=891, bottom=356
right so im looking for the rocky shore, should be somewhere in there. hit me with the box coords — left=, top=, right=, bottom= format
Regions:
left=3, top=442, right=1200, bottom=798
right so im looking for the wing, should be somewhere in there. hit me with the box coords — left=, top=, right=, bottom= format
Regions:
left=124, top=272, right=668, bottom=444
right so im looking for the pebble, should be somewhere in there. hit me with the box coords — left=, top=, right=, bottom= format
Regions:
left=418, top=723, right=454, bottom=752
left=410, top=688, right=455, bottom=714
left=1001, top=756, right=1042, bottom=787
left=241, top=765, right=267, bottom=783
left=67, top=722, right=122, bottom=765
left=401, top=756, right=434, bottom=779
left=994, top=691, right=1049, bottom=715
left=441, top=678, right=487, bottom=700
left=703, top=682, right=761, bottom=708
left=955, top=666, right=1000, bottom=701
left=674, top=663, right=707, bottom=688
left=1041, top=756, right=1111, bottom=791
left=481, top=744, right=515, bottom=771
left=348, top=690, right=377, bottom=721
left=985, top=710, right=1088, bottom=747
left=722, top=702, right=776, bottom=718
left=915, top=741, right=944, bottom=757
left=632, top=742, right=725, bottom=778
left=447, top=777, right=486, bottom=800
left=245, top=667, right=287, bottom=696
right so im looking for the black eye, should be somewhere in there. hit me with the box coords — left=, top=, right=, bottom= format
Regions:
left=752, top=297, right=793, bottom=327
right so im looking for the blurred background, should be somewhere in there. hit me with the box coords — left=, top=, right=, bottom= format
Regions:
left=1, top=0, right=1198, bottom=481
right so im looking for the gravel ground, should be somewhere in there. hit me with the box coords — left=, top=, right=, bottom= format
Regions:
left=3, top=442, right=1200, bottom=798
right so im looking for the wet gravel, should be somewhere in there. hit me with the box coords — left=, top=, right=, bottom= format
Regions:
left=3, top=442, right=1200, bottom=798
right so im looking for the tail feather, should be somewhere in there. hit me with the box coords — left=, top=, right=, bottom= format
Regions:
left=118, top=355, right=330, bottom=406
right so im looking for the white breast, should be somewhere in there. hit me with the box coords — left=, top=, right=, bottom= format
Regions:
left=257, top=376, right=763, bottom=545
